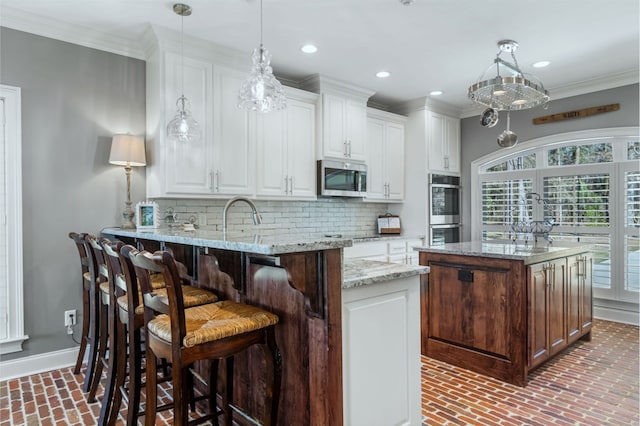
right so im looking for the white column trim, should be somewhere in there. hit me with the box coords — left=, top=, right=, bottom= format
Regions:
left=0, top=84, right=28, bottom=355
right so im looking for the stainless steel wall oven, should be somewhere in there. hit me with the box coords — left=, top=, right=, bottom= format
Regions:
left=429, top=173, right=461, bottom=245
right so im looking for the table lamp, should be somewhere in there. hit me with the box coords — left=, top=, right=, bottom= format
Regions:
left=109, top=134, right=146, bottom=229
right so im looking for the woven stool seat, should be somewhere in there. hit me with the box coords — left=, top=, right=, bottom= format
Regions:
left=117, top=285, right=218, bottom=315
left=147, top=300, right=279, bottom=348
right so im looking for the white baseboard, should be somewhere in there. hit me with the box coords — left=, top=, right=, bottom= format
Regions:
left=594, top=307, right=640, bottom=326
left=0, top=347, right=80, bottom=381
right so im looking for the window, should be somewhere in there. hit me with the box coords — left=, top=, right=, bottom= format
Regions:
left=547, top=142, right=613, bottom=166
left=625, top=169, right=640, bottom=293
left=543, top=174, right=610, bottom=226
left=473, top=128, right=640, bottom=305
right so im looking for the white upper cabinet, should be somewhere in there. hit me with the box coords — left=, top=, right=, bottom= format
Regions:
left=322, top=94, right=367, bottom=161
left=145, top=39, right=256, bottom=198
left=427, top=111, right=460, bottom=173
left=366, top=109, right=406, bottom=202
left=161, top=52, right=214, bottom=196
left=256, top=89, right=318, bottom=199
left=211, top=65, right=255, bottom=196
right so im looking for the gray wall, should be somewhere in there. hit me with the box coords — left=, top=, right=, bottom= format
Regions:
left=0, top=28, right=146, bottom=360
left=460, top=84, right=640, bottom=240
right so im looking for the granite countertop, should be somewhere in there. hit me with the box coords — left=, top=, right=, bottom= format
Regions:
left=351, top=234, right=425, bottom=243
left=414, top=241, right=592, bottom=265
left=102, top=227, right=353, bottom=255
left=342, top=258, right=430, bottom=289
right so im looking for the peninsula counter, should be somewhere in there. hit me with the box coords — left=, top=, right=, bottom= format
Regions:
left=102, top=227, right=429, bottom=425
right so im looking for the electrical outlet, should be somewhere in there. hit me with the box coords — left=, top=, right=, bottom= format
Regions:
left=65, top=310, right=76, bottom=327
left=198, top=213, right=207, bottom=227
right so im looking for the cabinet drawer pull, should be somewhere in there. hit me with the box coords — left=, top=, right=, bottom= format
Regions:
left=215, top=170, right=220, bottom=192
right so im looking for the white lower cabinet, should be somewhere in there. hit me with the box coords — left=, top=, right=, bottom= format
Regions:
left=344, top=238, right=424, bottom=264
left=342, top=276, right=421, bottom=426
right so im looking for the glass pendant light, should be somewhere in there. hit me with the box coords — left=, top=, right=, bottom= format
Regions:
left=167, top=3, right=201, bottom=142
left=238, top=0, right=287, bottom=112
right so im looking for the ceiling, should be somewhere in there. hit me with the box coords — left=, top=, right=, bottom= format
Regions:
left=2, top=0, right=639, bottom=115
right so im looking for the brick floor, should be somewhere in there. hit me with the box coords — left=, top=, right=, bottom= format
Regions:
left=1, top=319, right=638, bottom=425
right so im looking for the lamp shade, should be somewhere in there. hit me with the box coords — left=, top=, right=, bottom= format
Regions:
left=109, top=134, right=146, bottom=167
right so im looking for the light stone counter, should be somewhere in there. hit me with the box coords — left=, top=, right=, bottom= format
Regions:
left=102, top=227, right=353, bottom=255
left=414, top=241, right=592, bottom=265
left=342, top=258, right=429, bottom=289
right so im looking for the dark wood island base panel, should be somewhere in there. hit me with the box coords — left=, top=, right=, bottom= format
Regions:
left=419, top=247, right=593, bottom=387
left=198, top=248, right=344, bottom=426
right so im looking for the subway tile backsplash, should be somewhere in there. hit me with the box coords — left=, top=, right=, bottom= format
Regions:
left=154, top=198, right=391, bottom=237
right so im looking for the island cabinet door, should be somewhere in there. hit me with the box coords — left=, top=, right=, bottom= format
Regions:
left=427, top=263, right=511, bottom=358
left=528, top=259, right=567, bottom=368
left=566, top=256, right=582, bottom=343
left=528, top=262, right=549, bottom=367
left=567, top=253, right=594, bottom=344
left=547, top=259, right=567, bottom=356
left=580, top=255, right=593, bottom=333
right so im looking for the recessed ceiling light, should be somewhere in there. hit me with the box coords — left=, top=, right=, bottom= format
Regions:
left=429, top=90, right=443, bottom=96
left=532, top=60, right=551, bottom=68
left=376, top=71, right=391, bottom=78
left=300, top=44, right=318, bottom=54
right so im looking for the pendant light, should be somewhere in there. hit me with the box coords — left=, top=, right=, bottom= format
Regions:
left=468, top=40, right=550, bottom=111
left=238, top=0, right=287, bottom=112
left=166, top=3, right=201, bottom=142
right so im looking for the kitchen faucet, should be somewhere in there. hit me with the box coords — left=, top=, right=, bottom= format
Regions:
left=222, top=197, right=262, bottom=234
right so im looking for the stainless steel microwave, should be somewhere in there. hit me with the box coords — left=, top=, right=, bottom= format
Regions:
left=317, top=160, right=367, bottom=197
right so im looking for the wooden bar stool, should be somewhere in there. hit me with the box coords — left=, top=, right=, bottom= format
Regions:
left=99, top=240, right=219, bottom=426
left=126, top=246, right=282, bottom=426
left=68, top=232, right=101, bottom=392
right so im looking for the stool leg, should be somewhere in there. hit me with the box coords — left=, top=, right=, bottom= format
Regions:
left=173, top=366, right=189, bottom=426
left=83, top=286, right=101, bottom=393
left=74, top=288, right=90, bottom=375
left=88, top=297, right=108, bottom=402
left=121, top=326, right=142, bottom=426
left=144, top=347, right=158, bottom=426
left=224, top=357, right=234, bottom=426
left=97, top=312, right=123, bottom=426
left=209, top=359, right=220, bottom=426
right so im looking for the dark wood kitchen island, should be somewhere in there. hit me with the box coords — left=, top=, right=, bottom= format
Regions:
left=416, top=241, right=593, bottom=387
left=103, top=227, right=352, bottom=425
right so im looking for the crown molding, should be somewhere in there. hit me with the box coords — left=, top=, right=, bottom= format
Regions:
left=394, top=96, right=462, bottom=118
left=549, top=69, right=639, bottom=102
left=298, top=74, right=375, bottom=101
left=0, top=7, right=146, bottom=60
